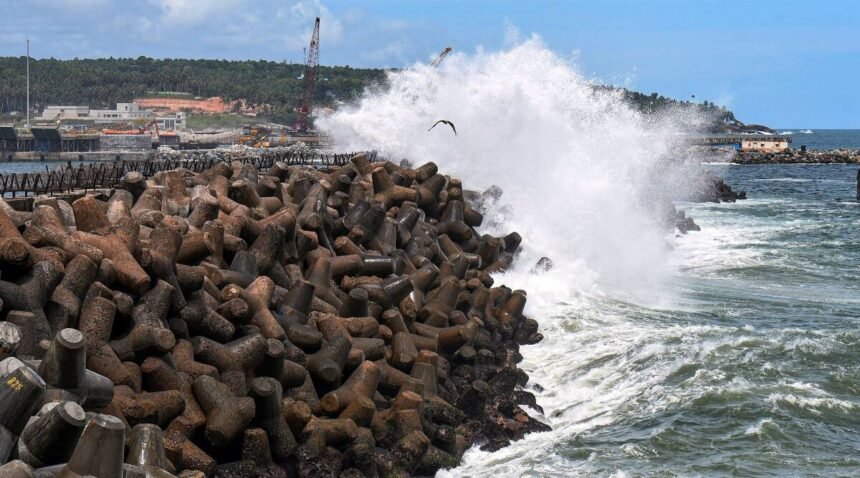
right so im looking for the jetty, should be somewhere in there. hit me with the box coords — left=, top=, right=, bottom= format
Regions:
left=689, top=134, right=792, bottom=153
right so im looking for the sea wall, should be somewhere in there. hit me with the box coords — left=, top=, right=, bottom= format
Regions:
left=0, top=154, right=549, bottom=477
left=100, top=134, right=154, bottom=152
left=734, top=149, right=860, bottom=164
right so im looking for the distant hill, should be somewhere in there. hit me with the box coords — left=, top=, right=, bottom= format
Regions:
left=0, top=57, right=387, bottom=125
left=600, top=86, right=773, bottom=134
left=0, top=57, right=763, bottom=132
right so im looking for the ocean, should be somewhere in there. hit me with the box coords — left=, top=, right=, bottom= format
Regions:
left=445, top=163, right=860, bottom=476
left=0, top=160, right=100, bottom=174
left=0, top=132, right=858, bottom=177
left=777, top=129, right=860, bottom=150
left=318, top=39, right=860, bottom=477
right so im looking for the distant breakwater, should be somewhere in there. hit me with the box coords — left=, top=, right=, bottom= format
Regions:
left=733, top=149, right=860, bottom=164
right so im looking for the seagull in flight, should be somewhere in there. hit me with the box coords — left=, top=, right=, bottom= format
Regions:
left=428, top=120, right=456, bottom=135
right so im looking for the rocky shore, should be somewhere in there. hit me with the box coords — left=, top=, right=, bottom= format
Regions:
left=0, top=154, right=548, bottom=477
left=687, top=172, right=747, bottom=203
left=667, top=171, right=747, bottom=234
left=734, top=149, right=860, bottom=164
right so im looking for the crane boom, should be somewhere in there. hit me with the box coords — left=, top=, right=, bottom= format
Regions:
left=296, top=17, right=320, bottom=132
left=430, top=47, right=452, bottom=67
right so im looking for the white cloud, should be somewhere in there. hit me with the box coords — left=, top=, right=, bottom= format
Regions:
left=137, top=0, right=342, bottom=53
left=32, top=0, right=110, bottom=9
left=2, top=0, right=417, bottom=66
left=148, top=0, right=244, bottom=26
left=276, top=0, right=343, bottom=49
left=361, top=39, right=409, bottom=65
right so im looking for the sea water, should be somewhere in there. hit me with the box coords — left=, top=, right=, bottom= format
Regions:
left=320, top=38, right=860, bottom=476
left=778, top=130, right=860, bottom=150
left=444, top=163, right=860, bottom=477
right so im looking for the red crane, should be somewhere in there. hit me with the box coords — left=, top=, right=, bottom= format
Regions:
left=296, top=17, right=320, bottom=132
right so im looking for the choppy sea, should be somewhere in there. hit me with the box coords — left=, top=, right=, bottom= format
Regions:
left=440, top=163, right=860, bottom=477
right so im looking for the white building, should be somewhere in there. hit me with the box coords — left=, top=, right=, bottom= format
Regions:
left=39, top=106, right=90, bottom=120
left=156, top=112, right=187, bottom=132
left=91, top=103, right=154, bottom=122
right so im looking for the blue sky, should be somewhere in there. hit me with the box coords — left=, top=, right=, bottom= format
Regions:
left=1, top=0, right=857, bottom=127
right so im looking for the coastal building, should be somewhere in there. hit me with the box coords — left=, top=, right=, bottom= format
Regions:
left=90, top=103, right=154, bottom=122
left=155, top=112, right=187, bottom=132
left=38, top=105, right=90, bottom=120
left=740, top=136, right=790, bottom=153
left=691, top=134, right=792, bottom=153
left=39, top=103, right=156, bottom=123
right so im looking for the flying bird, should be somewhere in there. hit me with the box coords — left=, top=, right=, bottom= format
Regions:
left=428, top=120, right=456, bottom=135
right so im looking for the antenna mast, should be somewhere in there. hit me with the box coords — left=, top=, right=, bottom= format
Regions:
left=26, top=36, right=30, bottom=128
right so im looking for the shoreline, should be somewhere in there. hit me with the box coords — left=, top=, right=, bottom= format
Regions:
left=734, top=149, right=860, bottom=164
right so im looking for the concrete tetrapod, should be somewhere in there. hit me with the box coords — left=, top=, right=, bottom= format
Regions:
left=0, top=154, right=549, bottom=477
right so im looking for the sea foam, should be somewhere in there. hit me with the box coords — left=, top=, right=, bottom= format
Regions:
left=319, top=37, right=710, bottom=476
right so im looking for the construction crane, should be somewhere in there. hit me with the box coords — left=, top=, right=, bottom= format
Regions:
left=142, top=119, right=160, bottom=137
left=430, top=47, right=452, bottom=67
left=295, top=17, right=320, bottom=133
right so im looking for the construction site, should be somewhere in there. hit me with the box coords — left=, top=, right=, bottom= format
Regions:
left=0, top=18, right=332, bottom=162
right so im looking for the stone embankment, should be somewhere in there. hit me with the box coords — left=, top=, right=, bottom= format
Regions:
left=734, top=149, right=860, bottom=164
left=0, top=154, right=548, bottom=477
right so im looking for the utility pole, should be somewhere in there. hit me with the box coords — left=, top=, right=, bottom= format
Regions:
left=26, top=36, right=30, bottom=128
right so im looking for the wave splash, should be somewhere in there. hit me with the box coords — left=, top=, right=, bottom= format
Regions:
left=318, top=37, right=715, bottom=476
left=320, top=37, right=699, bottom=302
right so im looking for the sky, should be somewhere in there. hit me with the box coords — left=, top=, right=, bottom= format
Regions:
left=1, top=0, right=858, bottom=128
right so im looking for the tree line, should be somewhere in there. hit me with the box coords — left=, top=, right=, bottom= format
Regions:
left=0, top=57, right=387, bottom=124
left=601, top=86, right=739, bottom=130
left=0, top=57, right=739, bottom=129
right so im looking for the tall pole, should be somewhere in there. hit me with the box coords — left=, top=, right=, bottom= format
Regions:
left=26, top=36, right=30, bottom=128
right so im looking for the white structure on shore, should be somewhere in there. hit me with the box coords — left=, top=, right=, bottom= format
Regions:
left=37, top=103, right=187, bottom=131
left=38, top=103, right=156, bottom=123
left=39, top=105, right=90, bottom=120
left=740, top=136, right=790, bottom=153
left=91, top=103, right=154, bottom=121
left=156, top=112, right=187, bottom=132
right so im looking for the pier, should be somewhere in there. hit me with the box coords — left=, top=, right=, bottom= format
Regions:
left=690, top=134, right=792, bottom=152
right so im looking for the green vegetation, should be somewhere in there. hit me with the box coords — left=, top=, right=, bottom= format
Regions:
left=0, top=57, right=386, bottom=124
left=593, top=86, right=740, bottom=131
left=185, top=114, right=252, bottom=130
left=618, top=88, right=736, bottom=122
left=0, top=56, right=741, bottom=130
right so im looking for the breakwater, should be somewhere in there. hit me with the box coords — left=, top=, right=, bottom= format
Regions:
left=0, top=148, right=373, bottom=198
left=733, top=149, right=860, bottom=164
left=0, top=153, right=548, bottom=476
